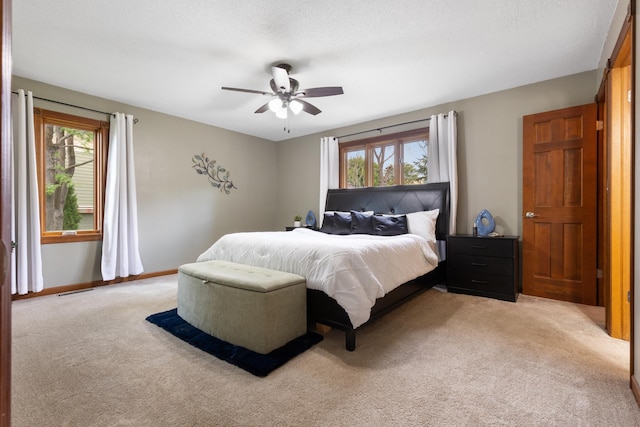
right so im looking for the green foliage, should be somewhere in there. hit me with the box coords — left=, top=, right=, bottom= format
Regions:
left=373, top=163, right=394, bottom=186
left=62, top=184, right=82, bottom=230
left=43, top=122, right=97, bottom=232
left=411, top=142, right=428, bottom=183
left=60, top=126, right=94, bottom=153
left=45, top=165, right=73, bottom=196
left=408, top=141, right=428, bottom=184
left=404, top=154, right=428, bottom=184
left=403, top=163, right=420, bottom=183
left=345, top=140, right=428, bottom=187
left=346, top=156, right=365, bottom=188
left=372, top=145, right=395, bottom=187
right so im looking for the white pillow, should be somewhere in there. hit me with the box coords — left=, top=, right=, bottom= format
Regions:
left=406, top=209, right=439, bottom=241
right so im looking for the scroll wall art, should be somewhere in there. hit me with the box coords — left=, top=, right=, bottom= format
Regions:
left=192, top=153, right=237, bottom=194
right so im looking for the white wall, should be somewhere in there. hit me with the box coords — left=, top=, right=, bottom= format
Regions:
left=13, top=76, right=278, bottom=288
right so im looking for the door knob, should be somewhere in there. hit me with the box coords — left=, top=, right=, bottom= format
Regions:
left=525, top=212, right=537, bottom=218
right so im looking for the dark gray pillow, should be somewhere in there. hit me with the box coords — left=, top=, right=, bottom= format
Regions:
left=320, top=211, right=352, bottom=235
left=350, top=210, right=373, bottom=234
left=372, top=214, right=408, bottom=236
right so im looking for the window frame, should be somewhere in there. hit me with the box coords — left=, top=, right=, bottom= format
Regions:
left=33, top=108, right=109, bottom=244
left=339, top=128, right=429, bottom=188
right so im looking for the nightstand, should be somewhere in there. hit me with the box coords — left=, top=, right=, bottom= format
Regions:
left=446, top=234, right=520, bottom=302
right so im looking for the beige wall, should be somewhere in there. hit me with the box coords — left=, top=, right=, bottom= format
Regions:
left=13, top=76, right=277, bottom=288
left=14, top=69, right=599, bottom=289
left=276, top=70, right=598, bottom=235
left=13, top=0, right=636, bottom=404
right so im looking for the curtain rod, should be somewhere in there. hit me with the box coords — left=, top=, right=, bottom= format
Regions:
left=336, top=118, right=429, bottom=139
left=336, top=111, right=456, bottom=139
left=11, top=91, right=139, bottom=124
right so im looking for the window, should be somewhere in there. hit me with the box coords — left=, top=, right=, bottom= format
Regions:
left=34, top=109, right=109, bottom=243
left=339, top=128, right=429, bottom=188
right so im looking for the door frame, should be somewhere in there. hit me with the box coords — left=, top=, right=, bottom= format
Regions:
left=596, top=1, right=637, bottom=401
left=602, top=17, right=634, bottom=341
left=0, top=0, right=11, bottom=424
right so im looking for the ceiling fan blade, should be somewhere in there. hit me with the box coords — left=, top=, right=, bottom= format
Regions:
left=271, top=66, right=291, bottom=93
left=297, top=86, right=344, bottom=98
left=225, top=63, right=340, bottom=117
left=296, top=99, right=322, bottom=115
left=221, top=86, right=273, bottom=96
left=254, top=102, right=270, bottom=113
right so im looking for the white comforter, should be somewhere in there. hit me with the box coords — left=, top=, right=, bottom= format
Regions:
left=196, top=228, right=439, bottom=328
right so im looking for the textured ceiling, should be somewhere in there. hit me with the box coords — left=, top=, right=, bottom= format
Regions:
left=13, top=0, right=618, bottom=141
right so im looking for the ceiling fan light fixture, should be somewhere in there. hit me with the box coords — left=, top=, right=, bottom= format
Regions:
left=222, top=62, right=343, bottom=119
left=268, top=98, right=283, bottom=112
left=275, top=106, right=288, bottom=119
left=289, top=99, right=303, bottom=115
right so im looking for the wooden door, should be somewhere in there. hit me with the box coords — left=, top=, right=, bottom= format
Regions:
left=0, top=0, right=10, bottom=424
left=522, top=104, right=598, bottom=305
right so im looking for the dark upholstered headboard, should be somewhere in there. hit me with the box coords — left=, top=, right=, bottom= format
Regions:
left=324, top=182, right=450, bottom=240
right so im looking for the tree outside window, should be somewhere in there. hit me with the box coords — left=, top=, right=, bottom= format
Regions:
left=345, top=149, right=366, bottom=188
left=34, top=109, right=108, bottom=243
left=340, top=128, right=428, bottom=188
left=403, top=139, right=428, bottom=184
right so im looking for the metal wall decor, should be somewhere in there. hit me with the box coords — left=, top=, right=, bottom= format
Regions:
left=192, top=153, right=237, bottom=194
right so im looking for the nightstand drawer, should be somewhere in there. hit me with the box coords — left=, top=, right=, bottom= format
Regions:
left=452, top=254, right=513, bottom=276
left=449, top=270, right=515, bottom=295
left=448, top=237, right=514, bottom=258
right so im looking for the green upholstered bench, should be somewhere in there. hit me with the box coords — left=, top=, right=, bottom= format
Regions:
left=177, top=260, right=307, bottom=354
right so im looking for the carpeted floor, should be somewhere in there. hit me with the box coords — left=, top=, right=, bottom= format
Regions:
left=10, top=275, right=640, bottom=426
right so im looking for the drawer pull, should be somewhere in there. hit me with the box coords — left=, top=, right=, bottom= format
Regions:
left=471, top=245, right=488, bottom=250
left=471, top=262, right=487, bottom=267
left=471, top=279, right=487, bottom=284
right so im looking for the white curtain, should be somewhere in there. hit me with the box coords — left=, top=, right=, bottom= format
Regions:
left=427, top=111, right=458, bottom=234
left=101, top=113, right=144, bottom=281
left=11, top=89, right=44, bottom=295
left=319, top=136, right=339, bottom=223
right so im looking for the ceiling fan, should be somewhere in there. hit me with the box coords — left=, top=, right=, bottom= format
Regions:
left=221, top=63, right=344, bottom=119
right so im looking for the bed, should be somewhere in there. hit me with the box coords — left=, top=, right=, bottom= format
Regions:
left=197, top=182, right=450, bottom=350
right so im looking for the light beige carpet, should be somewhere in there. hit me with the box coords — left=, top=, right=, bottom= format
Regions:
left=11, top=275, right=640, bottom=426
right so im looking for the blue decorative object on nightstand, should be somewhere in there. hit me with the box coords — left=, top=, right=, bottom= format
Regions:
left=306, top=210, right=317, bottom=228
left=475, top=209, right=496, bottom=236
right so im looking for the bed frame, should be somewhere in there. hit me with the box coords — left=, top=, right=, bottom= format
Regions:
left=307, top=182, right=450, bottom=351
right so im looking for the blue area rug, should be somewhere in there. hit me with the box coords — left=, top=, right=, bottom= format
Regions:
left=146, top=308, right=323, bottom=377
